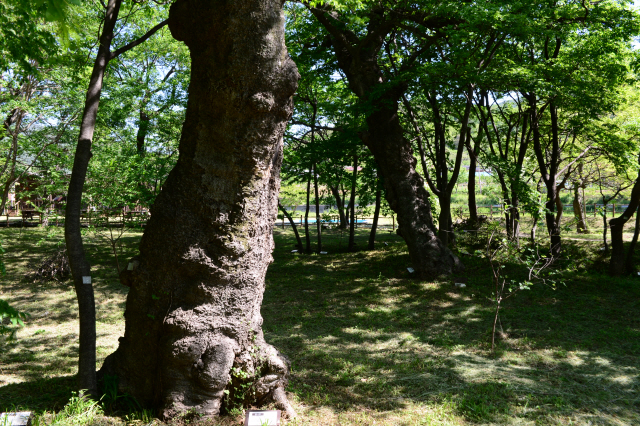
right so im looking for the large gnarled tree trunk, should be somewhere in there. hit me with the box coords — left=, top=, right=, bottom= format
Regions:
left=101, top=0, right=299, bottom=417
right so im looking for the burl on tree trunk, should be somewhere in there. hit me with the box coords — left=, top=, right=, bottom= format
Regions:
left=100, top=0, right=299, bottom=418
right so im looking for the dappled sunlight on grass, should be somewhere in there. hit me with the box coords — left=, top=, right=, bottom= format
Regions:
left=0, top=228, right=136, bottom=412
left=0, top=227, right=638, bottom=425
left=264, top=228, right=640, bottom=424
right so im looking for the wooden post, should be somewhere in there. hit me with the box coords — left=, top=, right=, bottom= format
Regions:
left=613, top=203, right=616, bottom=216
left=282, top=217, right=284, bottom=229
left=490, top=205, right=493, bottom=217
left=392, top=215, right=395, bottom=231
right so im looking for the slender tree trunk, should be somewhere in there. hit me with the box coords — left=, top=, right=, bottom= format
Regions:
left=531, top=216, right=538, bottom=242
left=555, top=195, right=564, bottom=230
left=348, top=155, right=358, bottom=251
left=496, top=171, right=513, bottom=238
left=573, top=182, right=589, bottom=233
left=278, top=201, right=303, bottom=250
left=313, top=163, right=322, bottom=252
left=603, top=211, right=609, bottom=251
left=136, top=111, right=150, bottom=156
left=101, top=0, right=299, bottom=417
left=342, top=183, right=350, bottom=227
left=0, top=111, right=23, bottom=216
left=65, top=0, right=123, bottom=396
left=368, top=179, right=382, bottom=250
left=329, top=184, right=347, bottom=229
left=625, top=205, right=640, bottom=274
left=438, top=193, right=451, bottom=247
left=467, top=150, right=478, bottom=224
left=304, top=172, right=311, bottom=253
left=531, top=101, right=561, bottom=258
left=610, top=169, right=640, bottom=276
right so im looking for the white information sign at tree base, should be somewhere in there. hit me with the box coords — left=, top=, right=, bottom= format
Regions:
left=0, top=412, right=32, bottom=426
left=244, top=410, right=280, bottom=426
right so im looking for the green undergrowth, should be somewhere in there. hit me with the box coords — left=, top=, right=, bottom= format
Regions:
left=1, top=225, right=639, bottom=425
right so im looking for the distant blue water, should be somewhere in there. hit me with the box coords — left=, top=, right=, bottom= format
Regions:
left=282, top=219, right=369, bottom=224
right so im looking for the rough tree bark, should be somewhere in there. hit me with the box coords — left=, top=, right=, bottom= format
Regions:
left=100, top=0, right=299, bottom=417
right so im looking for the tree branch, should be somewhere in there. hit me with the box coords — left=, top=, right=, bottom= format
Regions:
left=110, top=19, right=169, bottom=60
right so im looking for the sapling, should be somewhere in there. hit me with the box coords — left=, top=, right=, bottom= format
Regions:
left=480, top=223, right=558, bottom=353
left=91, top=212, right=126, bottom=274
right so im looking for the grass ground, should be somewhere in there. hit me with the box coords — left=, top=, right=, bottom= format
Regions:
left=1, top=224, right=639, bottom=425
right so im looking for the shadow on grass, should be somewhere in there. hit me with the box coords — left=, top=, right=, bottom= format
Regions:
left=265, top=229, right=640, bottom=423
left=1, top=227, right=638, bottom=424
left=0, top=375, right=76, bottom=412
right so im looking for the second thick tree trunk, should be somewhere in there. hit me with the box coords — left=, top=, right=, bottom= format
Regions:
left=361, top=100, right=461, bottom=277
left=101, top=0, right=299, bottom=417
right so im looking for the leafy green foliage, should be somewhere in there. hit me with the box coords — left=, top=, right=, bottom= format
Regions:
left=0, top=299, right=28, bottom=342
left=0, top=241, right=28, bottom=342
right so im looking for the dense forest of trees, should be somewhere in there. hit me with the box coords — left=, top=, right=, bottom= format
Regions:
left=2, top=0, right=640, bottom=419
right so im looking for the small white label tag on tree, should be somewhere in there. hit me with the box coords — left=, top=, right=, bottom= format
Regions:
left=244, top=410, right=280, bottom=426
left=127, top=262, right=135, bottom=270
left=407, top=267, right=415, bottom=273
left=82, top=276, right=91, bottom=285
